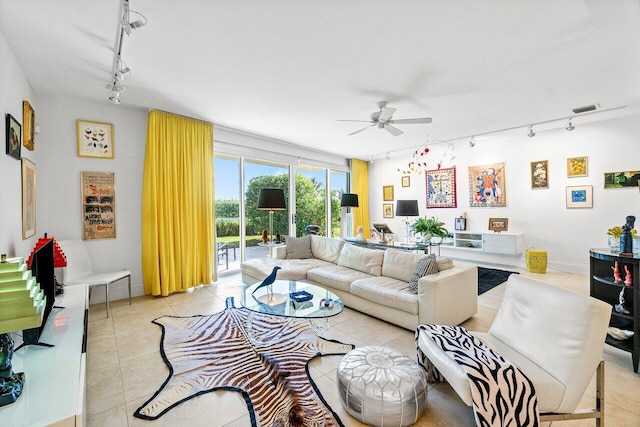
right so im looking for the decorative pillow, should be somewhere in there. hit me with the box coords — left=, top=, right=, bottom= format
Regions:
left=408, top=254, right=439, bottom=294
left=285, top=235, right=313, bottom=259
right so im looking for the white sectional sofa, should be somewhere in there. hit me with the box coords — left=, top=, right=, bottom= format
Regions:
left=240, top=235, right=478, bottom=330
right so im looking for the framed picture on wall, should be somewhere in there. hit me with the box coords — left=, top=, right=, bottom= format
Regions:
left=426, top=167, right=457, bottom=208
left=567, top=156, right=588, bottom=177
left=383, top=185, right=394, bottom=201
left=488, top=217, right=509, bottom=232
left=468, top=162, right=507, bottom=207
left=603, top=170, right=640, bottom=188
left=23, top=100, right=35, bottom=151
left=5, top=113, right=21, bottom=160
left=21, top=158, right=36, bottom=239
left=383, top=203, right=394, bottom=218
left=530, top=160, right=549, bottom=189
left=401, top=176, right=410, bottom=187
left=566, top=185, right=593, bottom=208
left=82, top=171, right=116, bottom=239
left=77, top=119, right=114, bottom=159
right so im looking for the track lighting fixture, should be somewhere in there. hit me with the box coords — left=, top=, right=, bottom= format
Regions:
left=386, top=152, right=391, bottom=160
left=115, top=59, right=131, bottom=81
left=108, top=92, right=121, bottom=104
left=565, top=119, right=575, bottom=131
left=106, top=82, right=125, bottom=104
left=121, top=1, right=147, bottom=35
left=469, top=137, right=476, bottom=147
left=527, top=126, right=536, bottom=137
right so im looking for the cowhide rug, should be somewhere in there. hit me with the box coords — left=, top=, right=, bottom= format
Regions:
left=134, top=297, right=354, bottom=426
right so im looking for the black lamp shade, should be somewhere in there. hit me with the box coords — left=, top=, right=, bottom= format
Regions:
left=340, top=193, right=359, bottom=208
left=396, top=200, right=419, bottom=216
left=257, top=188, right=286, bottom=210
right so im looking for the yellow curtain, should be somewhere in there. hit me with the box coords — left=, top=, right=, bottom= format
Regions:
left=142, top=110, right=215, bottom=296
left=351, top=159, right=371, bottom=238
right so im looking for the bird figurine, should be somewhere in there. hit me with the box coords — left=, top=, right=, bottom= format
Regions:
left=252, top=266, right=281, bottom=299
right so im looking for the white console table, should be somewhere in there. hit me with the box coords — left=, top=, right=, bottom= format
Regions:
left=0, top=284, right=88, bottom=426
left=444, top=231, right=523, bottom=255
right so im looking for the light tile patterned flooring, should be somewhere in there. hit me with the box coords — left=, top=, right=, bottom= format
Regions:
left=86, top=265, right=640, bottom=426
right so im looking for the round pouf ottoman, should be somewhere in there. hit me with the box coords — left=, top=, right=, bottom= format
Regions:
left=337, top=346, right=428, bottom=426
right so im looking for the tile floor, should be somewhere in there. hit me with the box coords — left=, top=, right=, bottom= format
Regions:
left=85, top=265, right=640, bottom=426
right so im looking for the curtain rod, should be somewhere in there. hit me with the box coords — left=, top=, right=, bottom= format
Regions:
left=148, top=108, right=213, bottom=126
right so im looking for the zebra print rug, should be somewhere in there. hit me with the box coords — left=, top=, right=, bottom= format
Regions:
left=134, top=297, right=354, bottom=426
left=416, top=324, right=539, bottom=427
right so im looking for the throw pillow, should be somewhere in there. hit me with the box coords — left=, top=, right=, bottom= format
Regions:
left=408, top=254, right=439, bottom=294
left=286, top=235, right=313, bottom=259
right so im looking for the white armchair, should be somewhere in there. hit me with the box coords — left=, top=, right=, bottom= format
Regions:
left=57, top=239, right=131, bottom=318
left=417, top=273, right=610, bottom=425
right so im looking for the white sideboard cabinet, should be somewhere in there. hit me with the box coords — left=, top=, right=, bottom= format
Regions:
left=447, top=231, right=523, bottom=255
left=0, top=284, right=88, bottom=426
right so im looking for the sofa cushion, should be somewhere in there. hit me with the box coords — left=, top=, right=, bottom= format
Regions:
left=338, top=243, right=384, bottom=276
left=350, top=276, right=419, bottom=315
left=436, top=256, right=454, bottom=271
left=310, top=235, right=345, bottom=263
left=286, top=235, right=313, bottom=259
left=408, top=254, right=439, bottom=294
left=382, top=249, right=426, bottom=282
left=307, top=264, right=374, bottom=292
left=240, top=257, right=333, bottom=282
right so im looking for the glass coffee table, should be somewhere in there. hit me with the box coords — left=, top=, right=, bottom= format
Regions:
left=242, top=280, right=344, bottom=342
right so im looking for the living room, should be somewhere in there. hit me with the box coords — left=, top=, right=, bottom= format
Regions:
left=1, top=1, right=640, bottom=426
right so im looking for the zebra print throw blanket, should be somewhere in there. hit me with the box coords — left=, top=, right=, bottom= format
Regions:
left=134, top=297, right=354, bottom=426
left=416, top=324, right=539, bottom=427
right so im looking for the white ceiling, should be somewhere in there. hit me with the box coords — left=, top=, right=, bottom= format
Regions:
left=1, top=0, right=640, bottom=160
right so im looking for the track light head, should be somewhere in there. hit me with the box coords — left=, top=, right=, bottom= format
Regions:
left=468, top=137, right=476, bottom=147
left=108, top=92, right=121, bottom=104
left=565, top=119, right=575, bottom=131
left=527, top=126, right=536, bottom=137
left=572, top=104, right=599, bottom=114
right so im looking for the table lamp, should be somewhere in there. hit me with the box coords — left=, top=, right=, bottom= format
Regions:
left=396, top=200, right=419, bottom=244
left=340, top=193, right=359, bottom=239
left=257, top=188, right=287, bottom=245
left=0, top=257, right=46, bottom=406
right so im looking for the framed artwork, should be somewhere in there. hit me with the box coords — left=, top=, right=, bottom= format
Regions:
left=455, top=217, right=466, bottom=231
left=401, top=176, right=410, bottom=187
left=383, top=185, right=394, bottom=201
left=567, top=156, right=588, bottom=177
left=21, top=158, right=36, bottom=239
left=488, top=217, right=509, bottom=232
left=468, top=162, right=507, bottom=207
left=566, top=185, right=593, bottom=208
left=604, top=170, right=640, bottom=188
left=5, top=114, right=21, bottom=160
left=82, top=171, right=116, bottom=239
left=530, top=160, right=549, bottom=189
left=22, top=100, right=35, bottom=151
left=77, top=119, right=114, bottom=159
left=383, top=203, right=394, bottom=218
left=426, top=167, right=457, bottom=208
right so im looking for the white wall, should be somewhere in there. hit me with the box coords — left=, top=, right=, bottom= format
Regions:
left=0, top=30, right=36, bottom=258
left=368, top=115, right=640, bottom=274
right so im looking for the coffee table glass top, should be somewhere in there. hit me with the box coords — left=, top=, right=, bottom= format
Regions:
left=242, top=280, right=343, bottom=318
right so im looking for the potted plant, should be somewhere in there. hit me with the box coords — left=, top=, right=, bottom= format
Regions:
left=411, top=216, right=449, bottom=243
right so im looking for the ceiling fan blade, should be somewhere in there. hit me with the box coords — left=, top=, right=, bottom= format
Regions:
left=378, top=107, right=396, bottom=122
left=349, top=124, right=376, bottom=135
left=384, top=124, right=404, bottom=136
left=389, top=117, right=432, bottom=124
left=337, top=119, right=374, bottom=123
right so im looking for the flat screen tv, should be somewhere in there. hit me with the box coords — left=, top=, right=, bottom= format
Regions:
left=22, top=239, right=56, bottom=347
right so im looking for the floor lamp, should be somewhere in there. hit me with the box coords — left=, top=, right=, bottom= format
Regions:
left=257, top=188, right=287, bottom=245
left=340, top=193, right=359, bottom=239
left=396, top=200, right=419, bottom=244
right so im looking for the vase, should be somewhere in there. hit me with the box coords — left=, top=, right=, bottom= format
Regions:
left=608, top=236, right=620, bottom=253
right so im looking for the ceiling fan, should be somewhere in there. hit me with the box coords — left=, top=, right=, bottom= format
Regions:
left=338, top=101, right=432, bottom=136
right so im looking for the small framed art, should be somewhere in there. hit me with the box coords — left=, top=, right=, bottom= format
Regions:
left=566, top=185, right=593, bottom=208
left=5, top=114, right=21, bottom=160
left=604, top=170, right=640, bottom=188
left=488, top=217, right=509, bottom=232
left=530, top=160, right=548, bottom=189
left=455, top=217, right=466, bottom=231
left=23, top=100, right=35, bottom=151
left=77, top=119, right=114, bottom=159
left=383, top=185, right=394, bottom=201
left=21, top=158, right=36, bottom=239
left=383, top=203, right=394, bottom=218
left=567, top=156, right=588, bottom=177
left=401, top=176, right=410, bottom=187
